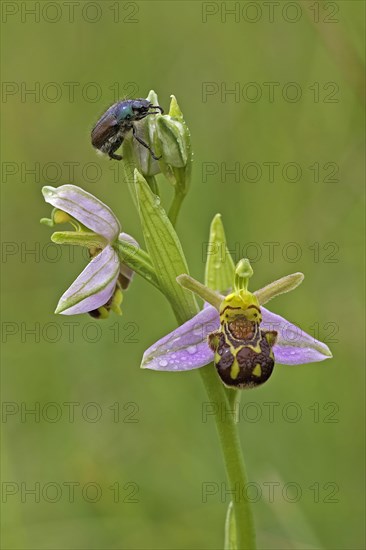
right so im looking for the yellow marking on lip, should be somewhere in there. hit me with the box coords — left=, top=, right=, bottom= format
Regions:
left=252, top=364, right=262, bottom=377
left=230, top=359, right=240, bottom=380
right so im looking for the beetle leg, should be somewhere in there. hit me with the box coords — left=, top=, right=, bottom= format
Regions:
left=150, top=105, right=164, bottom=114
left=109, top=152, right=123, bottom=161
left=132, top=126, right=162, bottom=160
left=108, top=135, right=124, bottom=161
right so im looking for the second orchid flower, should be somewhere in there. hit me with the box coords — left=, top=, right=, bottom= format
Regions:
left=41, top=185, right=138, bottom=318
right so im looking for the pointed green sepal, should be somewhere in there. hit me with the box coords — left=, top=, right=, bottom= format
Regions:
left=147, top=89, right=159, bottom=106
left=168, top=95, right=183, bottom=119
left=204, top=214, right=235, bottom=292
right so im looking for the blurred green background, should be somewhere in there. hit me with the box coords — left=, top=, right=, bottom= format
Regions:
left=1, top=1, right=364, bottom=548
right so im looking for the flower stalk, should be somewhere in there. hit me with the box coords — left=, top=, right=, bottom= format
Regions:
left=168, top=188, right=187, bottom=228
left=198, top=364, right=256, bottom=549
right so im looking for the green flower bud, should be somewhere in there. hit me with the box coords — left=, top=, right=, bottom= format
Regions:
left=156, top=95, right=192, bottom=194
left=156, top=113, right=187, bottom=167
left=129, top=90, right=162, bottom=177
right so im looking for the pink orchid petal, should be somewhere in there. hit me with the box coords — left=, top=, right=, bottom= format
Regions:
left=43, top=185, right=120, bottom=242
left=261, top=307, right=332, bottom=365
left=55, top=245, right=120, bottom=315
left=142, top=306, right=218, bottom=371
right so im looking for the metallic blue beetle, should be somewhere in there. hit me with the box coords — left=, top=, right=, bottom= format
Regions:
left=91, top=99, right=164, bottom=161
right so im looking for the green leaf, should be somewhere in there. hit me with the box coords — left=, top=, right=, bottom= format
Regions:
left=204, top=214, right=235, bottom=292
left=134, top=169, right=198, bottom=322
left=224, top=501, right=237, bottom=550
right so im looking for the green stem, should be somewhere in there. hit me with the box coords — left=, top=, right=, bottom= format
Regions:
left=168, top=189, right=186, bottom=226
left=145, top=175, right=159, bottom=195
left=165, top=284, right=256, bottom=549
left=197, top=365, right=256, bottom=549
left=225, top=387, right=242, bottom=423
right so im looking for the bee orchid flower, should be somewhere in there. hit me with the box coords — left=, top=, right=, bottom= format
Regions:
left=142, top=260, right=332, bottom=388
left=41, top=185, right=138, bottom=318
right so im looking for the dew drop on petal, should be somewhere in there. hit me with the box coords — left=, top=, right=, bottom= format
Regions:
left=187, top=345, right=197, bottom=355
left=159, top=359, right=168, bottom=367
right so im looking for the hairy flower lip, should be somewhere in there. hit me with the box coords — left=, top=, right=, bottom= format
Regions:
left=142, top=305, right=217, bottom=371
left=141, top=304, right=332, bottom=371
left=42, top=185, right=121, bottom=242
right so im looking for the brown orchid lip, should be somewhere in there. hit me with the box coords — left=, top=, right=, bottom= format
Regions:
left=227, top=318, right=257, bottom=341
